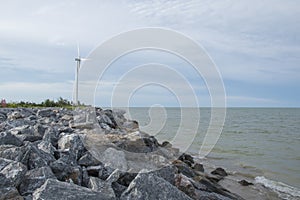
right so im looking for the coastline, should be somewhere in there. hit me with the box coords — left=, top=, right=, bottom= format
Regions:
left=0, top=107, right=296, bottom=199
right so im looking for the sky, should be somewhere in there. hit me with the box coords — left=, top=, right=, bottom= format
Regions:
left=0, top=0, right=299, bottom=107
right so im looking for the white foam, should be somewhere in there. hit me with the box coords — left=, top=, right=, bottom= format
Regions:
left=255, top=176, right=300, bottom=200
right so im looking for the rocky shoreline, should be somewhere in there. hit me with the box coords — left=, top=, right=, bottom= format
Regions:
left=0, top=107, right=275, bottom=200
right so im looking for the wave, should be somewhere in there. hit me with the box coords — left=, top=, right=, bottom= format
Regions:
left=255, top=176, right=300, bottom=200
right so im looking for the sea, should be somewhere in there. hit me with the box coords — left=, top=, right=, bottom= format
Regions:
left=123, top=107, right=300, bottom=200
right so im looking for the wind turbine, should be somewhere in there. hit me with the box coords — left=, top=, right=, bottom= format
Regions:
left=74, top=44, right=88, bottom=106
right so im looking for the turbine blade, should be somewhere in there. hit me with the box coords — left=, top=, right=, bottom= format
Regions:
left=77, top=42, right=80, bottom=58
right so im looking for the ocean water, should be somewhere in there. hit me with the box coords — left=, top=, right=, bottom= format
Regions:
left=125, top=107, right=300, bottom=199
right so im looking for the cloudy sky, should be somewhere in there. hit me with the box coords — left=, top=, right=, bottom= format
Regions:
left=0, top=0, right=299, bottom=107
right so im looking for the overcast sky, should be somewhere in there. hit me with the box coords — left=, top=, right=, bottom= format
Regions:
left=0, top=0, right=299, bottom=107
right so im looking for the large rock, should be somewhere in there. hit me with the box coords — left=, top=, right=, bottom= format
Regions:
left=120, top=171, right=192, bottom=200
left=37, top=108, right=56, bottom=118
left=78, top=151, right=101, bottom=167
left=0, top=158, right=27, bottom=187
left=173, top=160, right=196, bottom=178
left=7, top=111, right=23, bottom=120
left=102, top=147, right=128, bottom=171
left=0, top=132, right=23, bottom=146
left=88, top=177, right=116, bottom=200
left=58, top=133, right=86, bottom=161
left=32, top=178, right=114, bottom=200
left=0, top=187, right=23, bottom=200
left=19, top=166, right=56, bottom=196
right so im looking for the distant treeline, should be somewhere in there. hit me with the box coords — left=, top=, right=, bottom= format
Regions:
left=5, top=97, right=82, bottom=108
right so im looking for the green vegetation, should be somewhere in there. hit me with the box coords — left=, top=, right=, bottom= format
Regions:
left=4, top=97, right=82, bottom=108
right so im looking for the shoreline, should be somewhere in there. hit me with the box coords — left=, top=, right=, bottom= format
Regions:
left=0, top=107, right=296, bottom=199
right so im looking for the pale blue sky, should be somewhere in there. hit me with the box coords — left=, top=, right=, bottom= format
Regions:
left=0, top=0, right=299, bottom=107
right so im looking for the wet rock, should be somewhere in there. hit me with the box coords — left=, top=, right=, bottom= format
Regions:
left=32, top=178, right=114, bottom=200
left=120, top=171, right=192, bottom=200
left=193, top=163, right=204, bottom=173
left=88, top=177, right=116, bottom=200
left=161, top=141, right=172, bottom=148
left=19, top=166, right=56, bottom=196
left=0, top=132, right=23, bottom=146
left=211, top=167, right=228, bottom=177
left=238, top=179, right=253, bottom=186
left=173, top=160, right=196, bottom=178
left=179, top=153, right=194, bottom=167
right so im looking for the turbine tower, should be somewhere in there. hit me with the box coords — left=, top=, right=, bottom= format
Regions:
left=74, top=45, right=88, bottom=106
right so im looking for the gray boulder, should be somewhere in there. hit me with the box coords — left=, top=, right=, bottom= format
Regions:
left=120, top=171, right=192, bottom=200
left=0, top=132, right=23, bottom=146
left=19, top=166, right=56, bottom=196
left=88, top=177, right=116, bottom=200
left=32, top=178, right=114, bottom=200
left=102, top=147, right=128, bottom=171
left=0, top=158, right=27, bottom=187
left=0, top=187, right=23, bottom=200
left=37, top=108, right=56, bottom=118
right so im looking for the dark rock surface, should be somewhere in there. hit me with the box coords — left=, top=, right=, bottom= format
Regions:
left=0, top=107, right=245, bottom=200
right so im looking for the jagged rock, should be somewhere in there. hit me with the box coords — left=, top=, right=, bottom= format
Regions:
left=88, top=177, right=116, bottom=200
left=78, top=152, right=101, bottom=167
left=211, top=167, right=228, bottom=177
left=37, top=140, right=56, bottom=155
left=120, top=171, right=192, bottom=200
left=26, top=143, right=55, bottom=169
left=42, top=128, right=59, bottom=148
left=33, top=124, right=47, bottom=137
left=112, top=182, right=127, bottom=198
left=0, top=132, right=23, bottom=146
left=0, top=145, right=29, bottom=165
left=19, top=166, right=56, bottom=196
left=49, top=159, right=81, bottom=184
left=81, top=167, right=90, bottom=187
left=117, top=172, right=137, bottom=187
left=193, top=163, right=204, bottom=173
left=37, top=108, right=55, bottom=118
left=161, top=141, right=172, bottom=148
left=86, top=165, right=103, bottom=177
left=121, top=120, right=139, bottom=132
left=0, top=113, right=7, bottom=123
left=102, top=147, right=128, bottom=171
left=10, top=125, right=33, bottom=135
left=179, top=153, right=194, bottom=167
left=116, top=137, right=158, bottom=153
left=0, top=187, right=23, bottom=200
left=0, top=159, right=27, bottom=187
left=58, top=133, right=86, bottom=160
left=7, top=111, right=23, bottom=120
left=238, top=179, right=253, bottom=186
left=150, top=165, right=178, bottom=185
left=32, top=178, right=115, bottom=200
left=173, top=160, right=196, bottom=178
